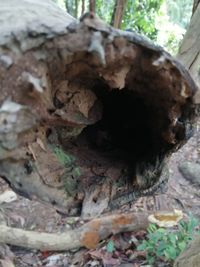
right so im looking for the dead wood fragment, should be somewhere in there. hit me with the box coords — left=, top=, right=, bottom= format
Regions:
left=0, top=212, right=149, bottom=251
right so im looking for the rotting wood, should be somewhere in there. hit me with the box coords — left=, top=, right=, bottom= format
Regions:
left=0, top=0, right=198, bottom=217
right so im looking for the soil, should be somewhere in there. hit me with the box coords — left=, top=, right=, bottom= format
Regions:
left=0, top=121, right=200, bottom=267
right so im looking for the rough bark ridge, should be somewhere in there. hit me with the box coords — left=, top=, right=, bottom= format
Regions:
left=173, top=4, right=200, bottom=267
left=177, top=1, right=200, bottom=103
left=0, top=0, right=198, bottom=217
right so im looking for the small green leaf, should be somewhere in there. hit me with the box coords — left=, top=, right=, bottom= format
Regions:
left=137, top=243, right=147, bottom=251
left=73, top=167, right=81, bottom=177
left=53, top=146, right=74, bottom=165
left=156, top=241, right=167, bottom=256
left=157, top=228, right=166, bottom=234
left=168, top=233, right=177, bottom=245
left=178, top=241, right=186, bottom=252
left=137, top=215, right=200, bottom=265
left=148, top=256, right=156, bottom=264
left=107, top=240, right=114, bottom=253
left=148, top=223, right=157, bottom=233
left=164, top=246, right=177, bottom=260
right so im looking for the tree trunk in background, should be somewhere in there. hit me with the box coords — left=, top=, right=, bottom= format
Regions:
left=81, top=0, right=85, bottom=15
left=111, top=0, right=127, bottom=28
left=177, top=1, right=200, bottom=103
left=192, top=0, right=200, bottom=14
left=65, top=0, right=71, bottom=15
left=65, top=0, right=79, bottom=18
left=75, top=0, right=78, bottom=18
left=89, top=0, right=96, bottom=13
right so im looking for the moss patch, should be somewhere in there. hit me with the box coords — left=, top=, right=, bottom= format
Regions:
left=52, top=146, right=75, bottom=166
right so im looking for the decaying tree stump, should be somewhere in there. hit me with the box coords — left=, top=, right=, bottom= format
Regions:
left=0, top=0, right=198, bottom=217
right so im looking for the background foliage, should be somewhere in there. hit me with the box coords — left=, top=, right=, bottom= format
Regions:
left=53, top=0, right=193, bottom=54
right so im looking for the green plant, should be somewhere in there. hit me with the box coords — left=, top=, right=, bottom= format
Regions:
left=106, top=239, right=115, bottom=253
left=121, top=0, right=164, bottom=40
left=137, top=215, right=200, bottom=265
left=53, top=146, right=75, bottom=166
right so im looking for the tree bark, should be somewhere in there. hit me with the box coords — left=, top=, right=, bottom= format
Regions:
left=192, top=0, right=200, bottom=14
left=89, top=0, right=96, bottom=13
left=173, top=3, right=200, bottom=266
left=111, top=0, right=127, bottom=28
left=75, top=0, right=78, bottom=18
left=81, top=0, right=85, bottom=15
left=0, top=0, right=198, bottom=218
left=177, top=2, right=200, bottom=103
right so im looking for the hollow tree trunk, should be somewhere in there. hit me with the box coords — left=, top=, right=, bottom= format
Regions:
left=0, top=0, right=198, bottom=218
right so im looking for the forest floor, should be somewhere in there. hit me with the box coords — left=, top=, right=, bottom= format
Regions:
left=0, top=121, right=200, bottom=267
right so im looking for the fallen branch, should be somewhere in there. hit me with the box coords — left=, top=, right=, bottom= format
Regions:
left=0, top=212, right=149, bottom=251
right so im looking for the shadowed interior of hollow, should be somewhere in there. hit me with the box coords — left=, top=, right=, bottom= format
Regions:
left=66, top=78, right=171, bottom=183
left=83, top=89, right=157, bottom=161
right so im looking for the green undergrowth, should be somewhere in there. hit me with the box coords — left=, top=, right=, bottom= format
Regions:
left=52, top=146, right=81, bottom=176
left=51, top=145, right=81, bottom=195
left=53, top=146, right=75, bottom=166
left=137, top=215, right=200, bottom=265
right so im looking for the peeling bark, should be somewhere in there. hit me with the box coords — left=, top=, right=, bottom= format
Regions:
left=0, top=0, right=198, bottom=216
